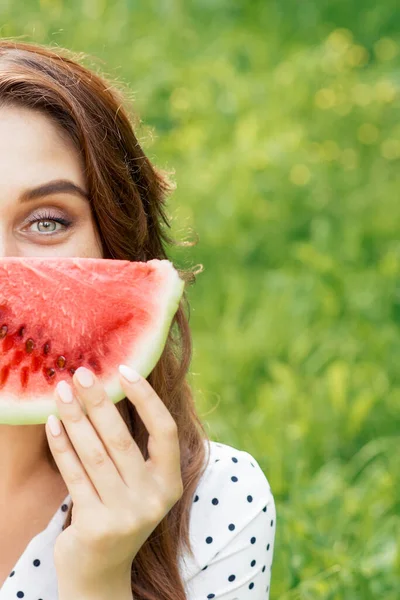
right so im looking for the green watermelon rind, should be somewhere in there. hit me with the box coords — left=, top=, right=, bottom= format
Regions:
left=0, top=260, right=185, bottom=425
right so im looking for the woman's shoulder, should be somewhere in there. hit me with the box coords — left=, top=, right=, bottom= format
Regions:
left=199, top=438, right=274, bottom=504
left=178, top=438, right=276, bottom=581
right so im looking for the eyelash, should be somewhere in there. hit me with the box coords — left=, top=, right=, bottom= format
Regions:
left=26, top=210, right=73, bottom=235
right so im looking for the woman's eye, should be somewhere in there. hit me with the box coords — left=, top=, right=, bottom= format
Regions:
left=24, top=212, right=73, bottom=235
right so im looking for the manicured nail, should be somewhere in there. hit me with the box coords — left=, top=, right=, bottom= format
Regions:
left=119, top=364, right=141, bottom=383
left=47, top=414, right=62, bottom=436
left=75, top=367, right=94, bottom=388
left=56, top=380, right=74, bottom=403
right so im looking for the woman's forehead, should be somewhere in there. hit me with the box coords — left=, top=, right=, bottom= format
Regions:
left=0, top=105, right=85, bottom=203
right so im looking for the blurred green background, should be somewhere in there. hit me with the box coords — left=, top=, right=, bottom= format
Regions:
left=1, top=1, right=400, bottom=598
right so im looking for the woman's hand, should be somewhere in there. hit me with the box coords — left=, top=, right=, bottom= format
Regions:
left=45, top=364, right=183, bottom=598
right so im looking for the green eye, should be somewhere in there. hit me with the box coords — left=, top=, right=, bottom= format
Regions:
left=26, top=211, right=73, bottom=234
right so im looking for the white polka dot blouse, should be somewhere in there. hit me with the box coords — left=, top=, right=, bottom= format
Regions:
left=0, top=439, right=276, bottom=599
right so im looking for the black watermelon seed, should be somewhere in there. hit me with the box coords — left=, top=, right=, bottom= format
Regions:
left=25, top=338, right=35, bottom=353
left=56, top=356, right=66, bottom=369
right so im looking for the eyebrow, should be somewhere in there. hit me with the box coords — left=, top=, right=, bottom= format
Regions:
left=20, top=179, right=89, bottom=203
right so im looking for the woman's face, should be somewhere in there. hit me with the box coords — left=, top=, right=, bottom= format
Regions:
left=0, top=105, right=103, bottom=258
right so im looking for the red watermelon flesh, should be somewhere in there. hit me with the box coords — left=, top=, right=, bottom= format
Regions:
left=0, top=257, right=184, bottom=425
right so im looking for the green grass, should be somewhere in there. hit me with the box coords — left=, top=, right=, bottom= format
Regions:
left=1, top=1, right=399, bottom=597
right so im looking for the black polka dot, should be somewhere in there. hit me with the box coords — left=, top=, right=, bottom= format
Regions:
left=211, top=498, right=219, bottom=505
left=247, top=495, right=253, bottom=502
left=207, top=595, right=215, bottom=599
left=263, top=505, right=267, bottom=512
left=250, top=536, right=256, bottom=544
left=9, top=571, right=15, bottom=577
left=33, top=559, right=40, bottom=567
left=251, top=559, right=256, bottom=567
left=251, top=462, right=255, bottom=467
left=228, top=523, right=235, bottom=531
left=61, top=504, right=68, bottom=512
left=202, top=565, right=208, bottom=571
left=249, top=582, right=254, bottom=589
left=214, top=459, right=220, bottom=463
left=267, top=543, right=270, bottom=551
left=206, top=536, right=213, bottom=544
left=17, top=593, right=24, bottom=598
left=228, top=574, right=236, bottom=582
left=194, top=495, right=199, bottom=502
left=262, top=565, right=266, bottom=572
left=231, top=476, right=238, bottom=482
left=232, top=457, right=238, bottom=463
left=270, top=519, right=274, bottom=527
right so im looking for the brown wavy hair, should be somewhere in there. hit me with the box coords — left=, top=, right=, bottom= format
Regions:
left=0, top=40, right=209, bottom=600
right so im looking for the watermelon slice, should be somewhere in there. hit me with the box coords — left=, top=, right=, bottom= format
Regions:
left=0, top=257, right=184, bottom=425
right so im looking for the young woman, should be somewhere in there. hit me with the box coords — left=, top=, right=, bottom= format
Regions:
left=0, top=40, right=276, bottom=600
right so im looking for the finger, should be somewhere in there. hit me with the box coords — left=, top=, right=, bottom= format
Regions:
left=54, top=379, right=127, bottom=507
left=118, top=366, right=182, bottom=487
left=46, top=414, right=101, bottom=509
left=72, top=367, right=146, bottom=489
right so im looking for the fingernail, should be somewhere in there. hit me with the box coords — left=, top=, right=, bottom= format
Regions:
left=75, top=367, right=94, bottom=388
left=48, top=414, right=62, bottom=436
left=119, top=364, right=141, bottom=383
left=56, top=380, right=74, bottom=403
